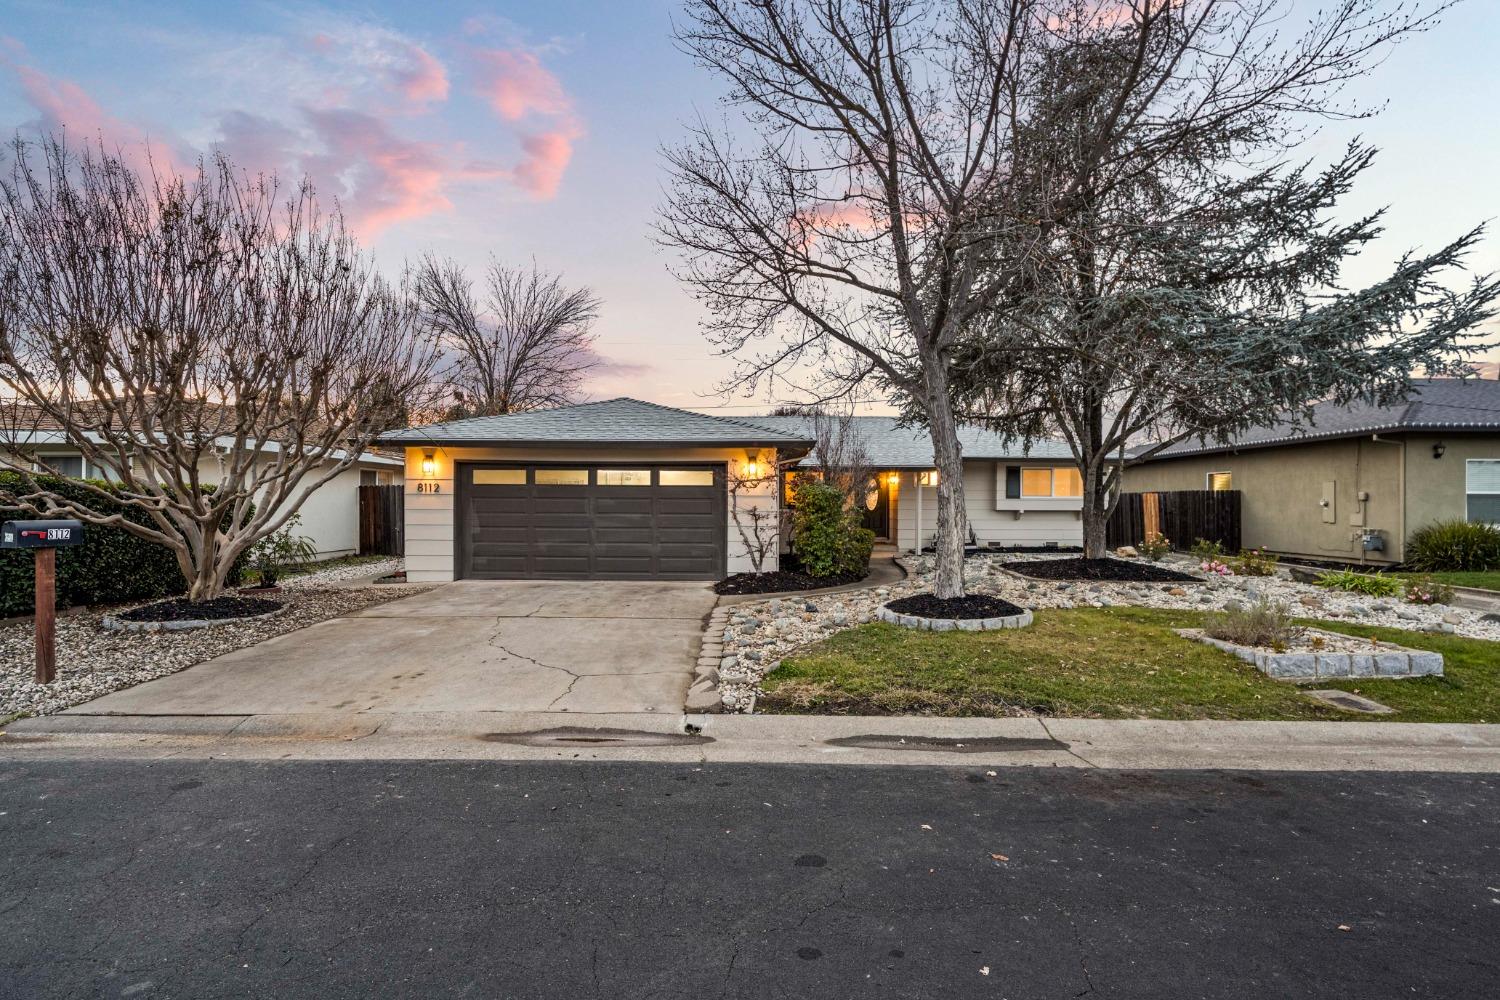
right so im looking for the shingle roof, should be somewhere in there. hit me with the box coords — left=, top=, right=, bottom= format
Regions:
left=748, top=415, right=1075, bottom=467
left=377, top=397, right=815, bottom=448
left=1138, top=377, right=1500, bottom=460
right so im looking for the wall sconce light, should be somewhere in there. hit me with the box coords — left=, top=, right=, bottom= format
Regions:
left=917, top=469, right=939, bottom=487
left=1432, top=442, right=1446, bottom=459
left=743, top=448, right=762, bottom=478
left=421, top=449, right=437, bottom=478
left=885, top=471, right=900, bottom=486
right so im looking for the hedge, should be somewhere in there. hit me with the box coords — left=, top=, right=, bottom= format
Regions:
left=0, top=472, right=247, bottom=617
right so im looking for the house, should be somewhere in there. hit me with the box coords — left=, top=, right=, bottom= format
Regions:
left=1123, top=377, right=1500, bottom=566
left=377, top=398, right=1083, bottom=583
left=1, top=421, right=404, bottom=560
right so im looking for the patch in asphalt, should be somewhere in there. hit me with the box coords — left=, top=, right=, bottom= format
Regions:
left=824, top=734, right=1068, bottom=753
left=478, top=727, right=713, bottom=748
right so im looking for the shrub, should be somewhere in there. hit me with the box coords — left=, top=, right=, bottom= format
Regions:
left=1190, top=538, right=1224, bottom=561
left=248, top=514, right=318, bottom=587
left=1313, top=568, right=1403, bottom=598
left=1200, top=559, right=1234, bottom=577
left=1138, top=532, right=1171, bottom=561
left=0, top=472, right=248, bottom=617
left=790, top=478, right=874, bottom=578
left=1404, top=574, right=1455, bottom=606
left=1231, top=547, right=1279, bottom=577
left=1205, top=597, right=1301, bottom=650
left=1405, top=519, right=1500, bottom=572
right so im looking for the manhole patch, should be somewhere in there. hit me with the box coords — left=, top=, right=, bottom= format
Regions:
left=1305, top=690, right=1396, bottom=715
left=825, top=734, right=1068, bottom=753
left=479, top=727, right=713, bottom=748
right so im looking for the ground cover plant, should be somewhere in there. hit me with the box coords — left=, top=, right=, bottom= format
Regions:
left=1204, top=598, right=1300, bottom=650
left=1314, top=568, right=1404, bottom=598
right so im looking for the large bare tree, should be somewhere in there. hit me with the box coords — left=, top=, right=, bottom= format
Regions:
left=0, top=137, right=439, bottom=601
left=414, top=255, right=601, bottom=418
left=657, top=0, right=1460, bottom=600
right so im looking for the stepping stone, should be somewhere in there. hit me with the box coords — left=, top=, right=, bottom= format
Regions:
left=1304, top=689, right=1395, bottom=715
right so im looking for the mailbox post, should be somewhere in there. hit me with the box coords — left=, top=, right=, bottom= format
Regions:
left=1, top=520, right=85, bottom=684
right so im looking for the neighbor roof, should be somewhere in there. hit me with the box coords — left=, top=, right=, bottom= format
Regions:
left=377, top=397, right=815, bottom=449
left=748, top=415, right=1075, bottom=467
left=1138, top=377, right=1500, bottom=460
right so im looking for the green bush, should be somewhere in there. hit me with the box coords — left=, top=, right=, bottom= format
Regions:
left=1313, top=568, right=1403, bottom=598
left=790, top=478, right=874, bottom=578
left=1190, top=538, right=1224, bottom=561
left=1138, top=532, right=1171, bottom=561
left=0, top=472, right=247, bottom=617
left=1231, top=547, right=1279, bottom=577
left=1403, top=573, right=1455, bottom=606
left=1205, top=596, right=1300, bottom=650
left=1406, top=519, right=1500, bottom=572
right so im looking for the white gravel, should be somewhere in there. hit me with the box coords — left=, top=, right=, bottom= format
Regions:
left=714, top=553, right=1500, bottom=712
left=1, top=584, right=432, bottom=721
left=281, top=557, right=402, bottom=589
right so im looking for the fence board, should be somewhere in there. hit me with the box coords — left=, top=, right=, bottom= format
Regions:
left=358, top=484, right=405, bottom=556
left=1107, top=490, right=1240, bottom=553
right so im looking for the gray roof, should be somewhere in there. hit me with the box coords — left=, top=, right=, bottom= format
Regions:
left=1139, top=377, right=1500, bottom=460
left=748, top=415, right=1075, bottom=467
left=377, top=397, right=814, bottom=448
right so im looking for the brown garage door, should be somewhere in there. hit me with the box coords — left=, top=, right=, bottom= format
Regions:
left=457, top=464, right=726, bottom=580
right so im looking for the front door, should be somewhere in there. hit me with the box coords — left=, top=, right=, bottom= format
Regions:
left=860, top=475, right=891, bottom=540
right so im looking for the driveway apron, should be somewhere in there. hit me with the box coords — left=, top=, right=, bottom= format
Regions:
left=68, top=581, right=717, bottom=716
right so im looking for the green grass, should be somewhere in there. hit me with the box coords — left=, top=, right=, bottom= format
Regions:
left=760, top=606, right=1500, bottom=722
left=1394, top=570, right=1500, bottom=592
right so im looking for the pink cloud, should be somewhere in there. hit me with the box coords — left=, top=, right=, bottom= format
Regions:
left=471, top=48, right=571, bottom=121
left=392, top=44, right=449, bottom=105
left=513, top=125, right=582, bottom=199
left=299, top=108, right=451, bottom=236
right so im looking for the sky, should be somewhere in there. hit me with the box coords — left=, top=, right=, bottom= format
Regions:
left=0, top=0, right=1496, bottom=416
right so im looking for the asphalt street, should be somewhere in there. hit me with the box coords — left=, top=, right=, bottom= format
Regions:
left=1, top=761, right=1496, bottom=999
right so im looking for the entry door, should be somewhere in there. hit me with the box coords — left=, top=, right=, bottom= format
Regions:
left=457, top=464, right=726, bottom=580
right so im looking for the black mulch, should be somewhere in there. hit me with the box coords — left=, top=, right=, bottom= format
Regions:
left=885, top=592, right=1026, bottom=620
left=714, top=568, right=866, bottom=596
left=999, top=557, right=1198, bottom=583
left=117, top=596, right=283, bottom=623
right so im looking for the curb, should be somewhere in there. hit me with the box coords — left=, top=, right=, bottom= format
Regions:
left=101, top=603, right=288, bottom=633
left=687, top=602, right=732, bottom=713
left=876, top=604, right=1033, bottom=631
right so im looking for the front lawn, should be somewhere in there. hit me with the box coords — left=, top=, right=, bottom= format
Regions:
left=1395, top=570, right=1500, bottom=592
left=759, top=606, right=1500, bottom=722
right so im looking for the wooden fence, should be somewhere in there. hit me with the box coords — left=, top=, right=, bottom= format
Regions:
left=358, top=484, right=404, bottom=556
left=1107, top=490, right=1241, bottom=553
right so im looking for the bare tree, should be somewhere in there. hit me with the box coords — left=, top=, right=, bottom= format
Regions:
left=803, top=408, right=874, bottom=517
left=727, top=456, right=793, bottom=575
left=658, top=0, right=1460, bottom=599
left=415, top=255, right=601, bottom=418
left=0, top=137, right=440, bottom=601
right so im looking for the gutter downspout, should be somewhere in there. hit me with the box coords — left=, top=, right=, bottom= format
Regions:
left=1370, top=434, right=1406, bottom=563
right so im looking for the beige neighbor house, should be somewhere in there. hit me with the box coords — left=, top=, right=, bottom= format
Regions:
left=1123, top=377, right=1500, bottom=567
left=378, top=398, right=1085, bottom=584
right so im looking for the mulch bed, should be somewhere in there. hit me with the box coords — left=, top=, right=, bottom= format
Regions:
left=715, top=568, right=866, bottom=595
left=885, top=593, right=1026, bottom=620
left=116, top=595, right=283, bottom=623
left=999, top=557, right=1198, bottom=583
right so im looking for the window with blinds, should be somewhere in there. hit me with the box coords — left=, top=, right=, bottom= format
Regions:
left=1207, top=471, right=1233, bottom=491
left=1468, top=459, right=1500, bottom=524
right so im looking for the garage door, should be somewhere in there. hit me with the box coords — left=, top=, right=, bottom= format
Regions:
left=457, top=464, right=726, bottom=580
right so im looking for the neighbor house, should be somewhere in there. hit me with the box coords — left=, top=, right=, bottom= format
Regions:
left=1123, top=377, right=1500, bottom=566
left=378, top=398, right=1083, bottom=583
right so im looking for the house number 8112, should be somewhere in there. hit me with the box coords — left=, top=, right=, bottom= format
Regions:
left=415, top=481, right=442, bottom=494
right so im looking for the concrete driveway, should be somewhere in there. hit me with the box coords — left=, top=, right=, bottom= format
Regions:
left=71, top=580, right=718, bottom=716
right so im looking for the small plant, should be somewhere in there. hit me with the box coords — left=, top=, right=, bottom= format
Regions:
left=247, top=515, right=318, bottom=588
left=1138, top=532, right=1171, bottom=562
left=1406, top=518, right=1500, bottom=572
left=1404, top=574, right=1455, bottom=606
left=1231, top=547, right=1279, bottom=577
left=1190, top=538, right=1225, bottom=561
left=1204, top=597, right=1301, bottom=649
left=1200, top=558, right=1234, bottom=577
left=1313, top=568, right=1403, bottom=598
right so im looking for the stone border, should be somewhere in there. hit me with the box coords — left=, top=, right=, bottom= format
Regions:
left=686, top=603, right=732, bottom=714
left=1177, top=627, right=1442, bottom=680
left=101, top=602, right=288, bottom=634
left=876, top=604, right=1033, bottom=632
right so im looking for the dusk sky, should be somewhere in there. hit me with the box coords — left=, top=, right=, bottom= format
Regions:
left=1, top=0, right=1496, bottom=414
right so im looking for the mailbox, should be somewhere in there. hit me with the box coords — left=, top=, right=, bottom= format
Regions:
left=1, top=520, right=86, bottom=549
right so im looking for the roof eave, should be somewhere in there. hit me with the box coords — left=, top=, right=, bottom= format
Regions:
left=374, top=435, right=816, bottom=450
left=1138, top=422, right=1500, bottom=461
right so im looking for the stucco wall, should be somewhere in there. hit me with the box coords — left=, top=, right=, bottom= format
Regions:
left=1122, top=437, right=1406, bottom=564
left=402, top=445, right=779, bottom=583
left=1402, top=434, right=1500, bottom=530
left=892, top=460, right=1082, bottom=551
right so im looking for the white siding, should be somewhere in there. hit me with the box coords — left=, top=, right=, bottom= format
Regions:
left=893, top=460, right=1082, bottom=551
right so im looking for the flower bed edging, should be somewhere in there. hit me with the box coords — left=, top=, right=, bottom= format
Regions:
left=101, top=603, right=288, bottom=634
left=1177, top=627, right=1442, bottom=680
left=876, top=605, right=1033, bottom=631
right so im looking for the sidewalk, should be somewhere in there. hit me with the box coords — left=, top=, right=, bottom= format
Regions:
left=7, top=711, right=1500, bottom=771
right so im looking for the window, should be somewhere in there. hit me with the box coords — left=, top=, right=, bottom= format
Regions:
left=534, top=469, right=589, bottom=486
left=659, top=469, right=714, bottom=487
left=597, top=469, right=651, bottom=486
left=1019, top=467, right=1083, bottom=499
left=1468, top=460, right=1500, bottom=524
left=1208, top=471, right=1233, bottom=492
left=34, top=454, right=118, bottom=480
left=474, top=468, right=527, bottom=485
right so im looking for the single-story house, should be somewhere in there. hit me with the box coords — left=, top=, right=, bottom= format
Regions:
left=378, top=398, right=1083, bottom=583
left=1123, top=377, right=1500, bottom=566
left=2, top=427, right=403, bottom=560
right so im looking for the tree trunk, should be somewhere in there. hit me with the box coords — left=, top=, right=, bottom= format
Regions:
left=1081, top=461, right=1110, bottom=560
left=922, top=358, right=968, bottom=600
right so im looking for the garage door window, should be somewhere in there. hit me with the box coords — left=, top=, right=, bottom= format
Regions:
left=535, top=469, right=589, bottom=486
left=597, top=469, right=652, bottom=486
left=659, top=469, right=714, bottom=486
left=473, top=468, right=526, bottom=485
